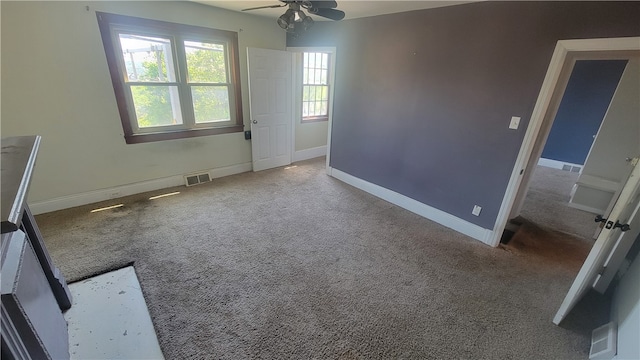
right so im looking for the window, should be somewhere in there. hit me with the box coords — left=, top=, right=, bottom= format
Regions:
left=302, top=52, right=330, bottom=122
left=97, top=12, right=243, bottom=144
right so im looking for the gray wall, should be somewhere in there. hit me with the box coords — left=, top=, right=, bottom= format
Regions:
left=288, top=1, right=640, bottom=229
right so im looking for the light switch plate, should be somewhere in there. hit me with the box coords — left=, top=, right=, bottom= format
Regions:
left=472, top=205, right=482, bottom=216
left=509, top=116, right=521, bottom=130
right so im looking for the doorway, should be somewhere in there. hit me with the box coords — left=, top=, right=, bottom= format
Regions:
left=248, top=47, right=336, bottom=172
left=490, top=37, right=640, bottom=248
left=504, top=60, right=628, bottom=246
left=287, top=47, right=336, bottom=166
left=490, top=37, right=640, bottom=330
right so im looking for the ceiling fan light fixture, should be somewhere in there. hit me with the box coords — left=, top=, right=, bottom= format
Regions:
left=277, top=8, right=296, bottom=30
left=243, top=1, right=344, bottom=32
left=301, top=15, right=314, bottom=31
left=277, top=6, right=314, bottom=34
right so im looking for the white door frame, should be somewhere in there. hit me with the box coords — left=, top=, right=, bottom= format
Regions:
left=488, top=37, right=640, bottom=247
left=286, top=46, right=336, bottom=171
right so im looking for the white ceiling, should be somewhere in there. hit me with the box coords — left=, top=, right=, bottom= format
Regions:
left=193, top=1, right=475, bottom=21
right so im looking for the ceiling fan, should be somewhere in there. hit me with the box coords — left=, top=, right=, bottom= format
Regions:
left=242, top=0, right=345, bottom=34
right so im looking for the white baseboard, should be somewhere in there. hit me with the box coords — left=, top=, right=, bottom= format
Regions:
left=537, top=157, right=583, bottom=171
left=29, top=162, right=252, bottom=215
left=209, top=162, right=253, bottom=180
left=329, top=168, right=494, bottom=246
left=575, top=174, right=620, bottom=192
left=567, top=202, right=604, bottom=215
left=293, top=145, right=326, bottom=162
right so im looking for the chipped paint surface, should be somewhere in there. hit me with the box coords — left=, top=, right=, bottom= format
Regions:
left=64, top=266, right=164, bottom=359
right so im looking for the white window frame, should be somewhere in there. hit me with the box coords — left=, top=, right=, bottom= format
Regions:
left=301, top=51, right=331, bottom=122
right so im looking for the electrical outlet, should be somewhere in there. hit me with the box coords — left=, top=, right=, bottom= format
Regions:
left=472, top=205, right=482, bottom=216
left=509, top=116, right=521, bottom=130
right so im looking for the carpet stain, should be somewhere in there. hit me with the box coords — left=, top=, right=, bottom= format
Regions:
left=338, top=349, right=361, bottom=360
left=501, top=216, right=592, bottom=272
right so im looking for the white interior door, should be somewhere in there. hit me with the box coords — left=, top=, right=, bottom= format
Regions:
left=248, top=47, right=292, bottom=172
left=553, top=161, right=640, bottom=325
left=569, top=59, right=640, bottom=216
left=592, top=169, right=640, bottom=293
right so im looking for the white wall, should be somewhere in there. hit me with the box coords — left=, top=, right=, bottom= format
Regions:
left=611, top=247, right=640, bottom=360
left=295, top=121, right=329, bottom=152
left=1, top=1, right=285, bottom=208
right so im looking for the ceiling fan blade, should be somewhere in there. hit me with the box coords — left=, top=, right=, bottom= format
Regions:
left=309, top=0, right=337, bottom=9
left=241, top=4, right=286, bottom=11
left=310, top=8, right=345, bottom=21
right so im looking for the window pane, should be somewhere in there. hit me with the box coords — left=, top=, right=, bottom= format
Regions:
left=184, top=41, right=227, bottom=83
left=302, top=84, right=328, bottom=118
left=130, top=85, right=182, bottom=127
left=312, top=86, right=317, bottom=101
left=119, top=34, right=175, bottom=82
left=303, top=52, right=329, bottom=85
left=303, top=86, right=310, bottom=101
left=191, top=86, right=231, bottom=123
left=309, top=53, right=315, bottom=68
left=318, top=86, right=327, bottom=101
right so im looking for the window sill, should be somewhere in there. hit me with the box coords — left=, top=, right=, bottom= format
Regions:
left=301, top=117, right=328, bottom=123
left=124, top=125, right=244, bottom=144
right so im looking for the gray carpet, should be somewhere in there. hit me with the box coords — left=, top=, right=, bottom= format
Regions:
left=37, top=157, right=607, bottom=359
left=520, top=165, right=598, bottom=240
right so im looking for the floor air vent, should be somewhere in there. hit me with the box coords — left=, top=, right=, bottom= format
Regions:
left=589, top=322, right=616, bottom=360
left=562, top=164, right=582, bottom=173
left=184, top=173, right=211, bottom=187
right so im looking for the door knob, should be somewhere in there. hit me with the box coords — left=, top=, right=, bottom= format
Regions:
left=596, top=215, right=616, bottom=229
left=613, top=221, right=631, bottom=232
left=595, top=215, right=607, bottom=223
left=596, top=216, right=631, bottom=231
left=252, top=120, right=257, bottom=124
